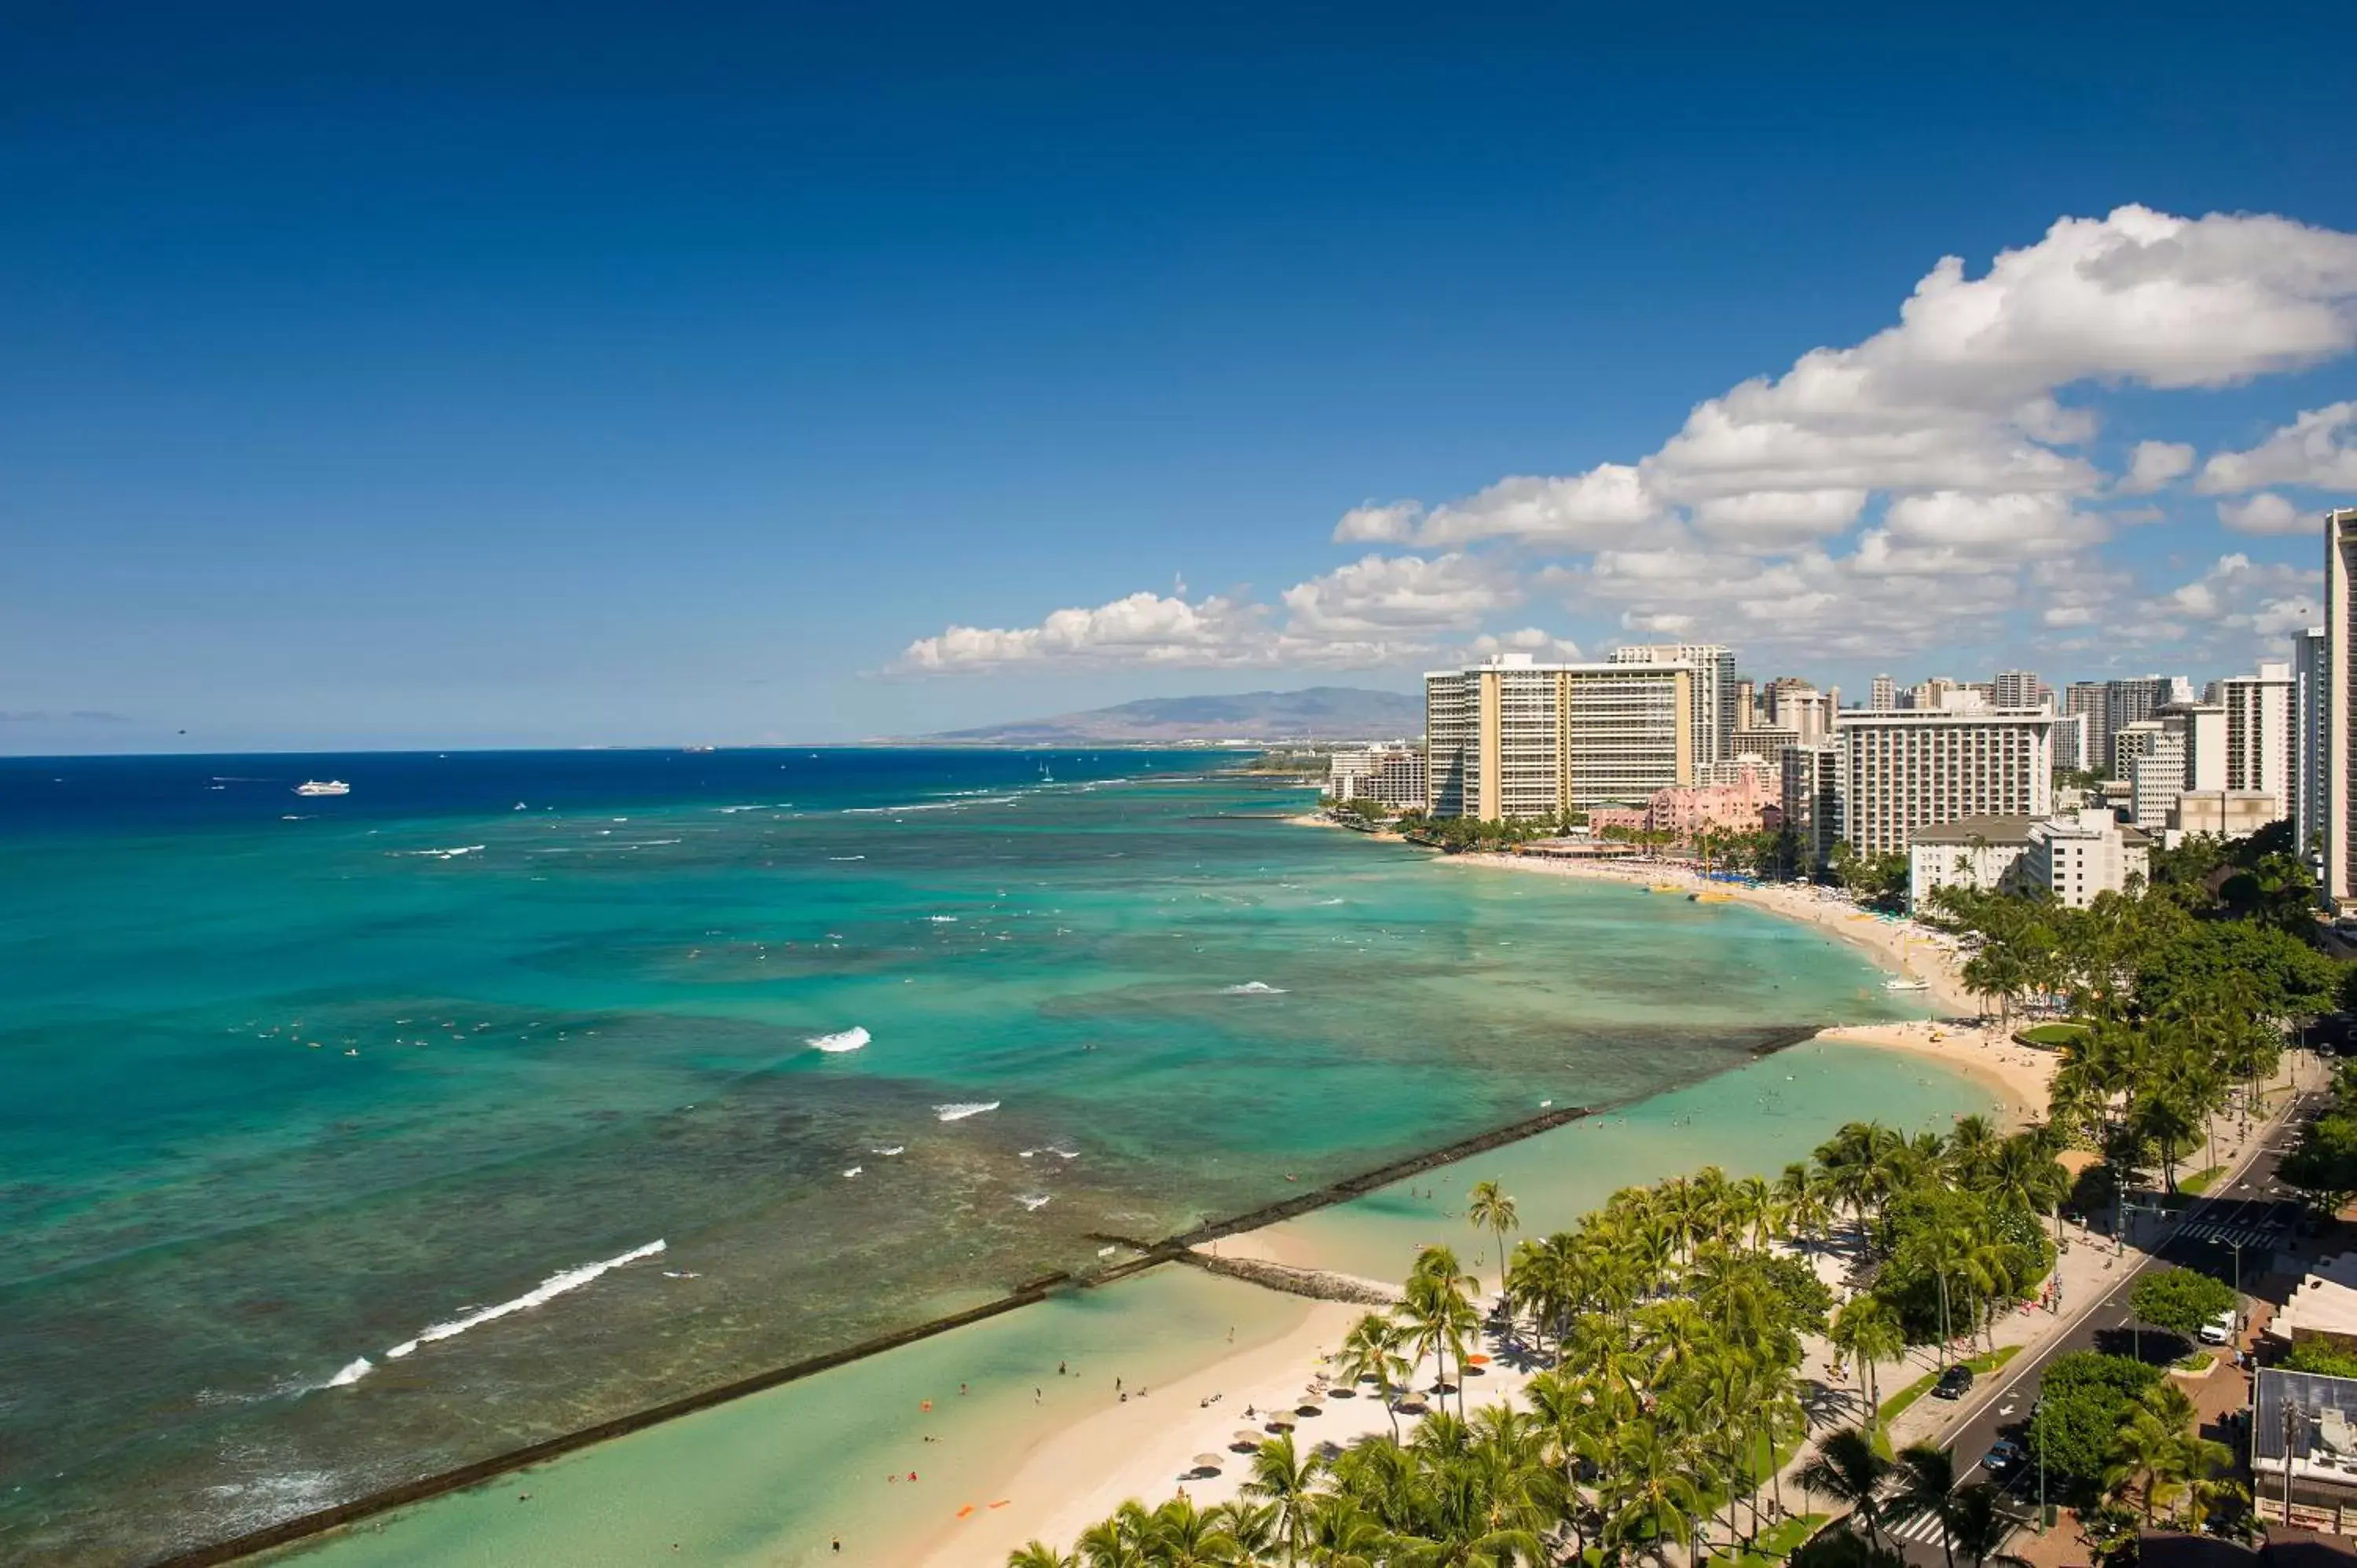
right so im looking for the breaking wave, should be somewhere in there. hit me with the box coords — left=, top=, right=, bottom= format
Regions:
left=324, top=1357, right=373, bottom=1388
left=1220, top=981, right=1288, bottom=995
left=934, top=1101, right=1000, bottom=1122
left=376, top=1240, right=666, bottom=1366
left=808, top=1026, right=870, bottom=1053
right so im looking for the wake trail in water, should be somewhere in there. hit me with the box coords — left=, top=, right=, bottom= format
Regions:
left=808, top=1027, right=870, bottom=1053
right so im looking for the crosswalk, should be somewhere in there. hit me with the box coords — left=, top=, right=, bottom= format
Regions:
left=2175, top=1220, right=2281, bottom=1249
left=1884, top=1508, right=2031, bottom=1550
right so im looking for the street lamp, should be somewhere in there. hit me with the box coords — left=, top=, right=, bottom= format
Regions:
left=2209, top=1234, right=2245, bottom=1337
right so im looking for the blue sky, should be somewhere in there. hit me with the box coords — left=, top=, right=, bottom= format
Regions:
left=5, top=2, right=2355, bottom=752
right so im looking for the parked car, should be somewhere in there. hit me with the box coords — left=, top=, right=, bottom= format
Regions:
left=1934, top=1364, right=1975, bottom=1399
left=2199, top=1310, right=2237, bottom=1346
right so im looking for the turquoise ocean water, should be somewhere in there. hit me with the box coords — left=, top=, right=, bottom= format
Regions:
left=0, top=750, right=1929, bottom=1566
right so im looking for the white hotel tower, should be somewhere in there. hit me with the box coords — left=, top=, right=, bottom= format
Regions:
left=1833, top=708, right=2056, bottom=857
left=2324, top=508, right=2357, bottom=906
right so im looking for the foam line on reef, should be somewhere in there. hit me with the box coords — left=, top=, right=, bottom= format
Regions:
left=152, top=1103, right=1617, bottom=1567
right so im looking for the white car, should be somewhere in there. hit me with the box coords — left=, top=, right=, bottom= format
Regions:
left=2199, top=1310, right=2236, bottom=1345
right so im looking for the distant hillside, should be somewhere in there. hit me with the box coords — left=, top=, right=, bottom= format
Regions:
left=914, top=686, right=1421, bottom=746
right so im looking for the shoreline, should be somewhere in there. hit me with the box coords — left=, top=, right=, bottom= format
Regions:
left=1443, top=851, right=2051, bottom=1129
left=228, top=833, right=2037, bottom=1568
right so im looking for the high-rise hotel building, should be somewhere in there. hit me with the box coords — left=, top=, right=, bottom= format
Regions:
left=1608, top=643, right=1737, bottom=768
left=2323, top=509, right=2357, bottom=905
left=2297, top=626, right=2328, bottom=860
left=1833, top=708, right=2055, bottom=857
left=1424, top=654, right=1695, bottom=819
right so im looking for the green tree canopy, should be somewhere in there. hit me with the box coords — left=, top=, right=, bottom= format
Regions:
left=2127, top=1267, right=2235, bottom=1339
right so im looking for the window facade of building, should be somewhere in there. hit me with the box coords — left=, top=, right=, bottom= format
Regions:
left=1834, top=709, right=2055, bottom=857
left=1423, top=657, right=1695, bottom=819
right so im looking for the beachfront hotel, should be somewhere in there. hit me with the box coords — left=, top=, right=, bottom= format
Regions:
left=2324, top=507, right=2357, bottom=907
left=1832, top=707, right=2055, bottom=858
left=1607, top=643, right=1737, bottom=768
left=1324, top=743, right=1428, bottom=810
left=1424, top=654, right=1695, bottom=819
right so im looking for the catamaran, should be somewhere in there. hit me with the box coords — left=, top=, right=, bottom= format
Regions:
left=293, top=780, right=350, bottom=797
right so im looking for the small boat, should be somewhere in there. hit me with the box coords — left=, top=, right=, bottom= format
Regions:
left=1885, top=978, right=1931, bottom=991
left=1690, top=891, right=1735, bottom=904
left=295, top=780, right=350, bottom=797
left=1648, top=883, right=1682, bottom=894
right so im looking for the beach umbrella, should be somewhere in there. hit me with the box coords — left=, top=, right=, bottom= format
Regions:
left=1464, top=1354, right=1490, bottom=1366
left=1193, top=1453, right=1226, bottom=1470
left=1232, top=1430, right=1264, bottom=1447
left=1265, top=1411, right=1297, bottom=1427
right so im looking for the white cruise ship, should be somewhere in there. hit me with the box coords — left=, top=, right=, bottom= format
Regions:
left=294, top=780, right=351, bottom=797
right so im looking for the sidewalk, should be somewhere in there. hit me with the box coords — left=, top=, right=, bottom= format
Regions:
left=1773, top=1057, right=2312, bottom=1550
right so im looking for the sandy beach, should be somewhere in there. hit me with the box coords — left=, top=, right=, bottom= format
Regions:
left=1446, top=851, right=2055, bottom=1127
left=926, top=847, right=2062, bottom=1565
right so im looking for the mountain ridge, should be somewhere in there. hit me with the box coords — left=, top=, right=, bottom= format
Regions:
left=901, top=686, right=1420, bottom=745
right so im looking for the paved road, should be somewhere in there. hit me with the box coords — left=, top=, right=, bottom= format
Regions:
left=1888, top=1090, right=2322, bottom=1565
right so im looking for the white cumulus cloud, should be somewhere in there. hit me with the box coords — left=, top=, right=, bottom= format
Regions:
left=1415, top=466, right=1662, bottom=547
left=1279, top=552, right=1516, bottom=636
left=896, top=592, right=1274, bottom=671
left=2198, top=402, right=2357, bottom=494
left=1332, top=500, right=1422, bottom=544
left=2118, top=440, right=2195, bottom=493
left=2216, top=493, right=2316, bottom=536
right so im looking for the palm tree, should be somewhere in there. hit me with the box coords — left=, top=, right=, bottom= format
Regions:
left=1241, top=1433, right=1324, bottom=1563
left=1208, top=1500, right=1277, bottom=1566
left=1007, top=1543, right=1080, bottom=1568
left=1076, top=1504, right=1151, bottom=1568
left=1405, top=1247, right=1482, bottom=1416
left=1943, top=1482, right=2032, bottom=1568
left=2102, top=1405, right=2181, bottom=1522
left=1602, top=1422, right=1709, bottom=1566
left=1888, top=1443, right=1967, bottom=1568
left=1828, top=1297, right=1905, bottom=1419
left=1146, top=1495, right=1241, bottom=1567
left=1798, top=1428, right=1894, bottom=1552
left=1465, top=1179, right=1519, bottom=1305
left=1336, top=1312, right=1412, bottom=1439
left=1945, top=1116, right=2000, bottom=1188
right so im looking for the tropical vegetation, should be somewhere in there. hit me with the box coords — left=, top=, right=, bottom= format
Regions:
left=1024, top=1112, right=2071, bottom=1566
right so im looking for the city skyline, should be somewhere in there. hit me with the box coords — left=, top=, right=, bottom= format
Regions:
left=5, top=5, right=2355, bottom=753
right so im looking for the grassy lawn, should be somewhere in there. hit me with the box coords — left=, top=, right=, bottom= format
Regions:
left=2173, top=1350, right=2216, bottom=1373
left=1871, top=1344, right=2023, bottom=1458
left=2017, top=1022, right=2090, bottom=1048
left=2179, top=1165, right=2227, bottom=1196
left=1703, top=1512, right=1829, bottom=1566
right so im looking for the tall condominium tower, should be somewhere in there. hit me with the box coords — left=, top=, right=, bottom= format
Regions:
left=1834, top=708, right=2055, bottom=857
left=1610, top=643, right=1736, bottom=768
left=2105, top=677, right=2176, bottom=769
left=2326, top=510, right=2357, bottom=904
left=2064, top=682, right=2109, bottom=773
left=1424, top=655, right=1695, bottom=819
left=1992, top=669, right=2047, bottom=709
left=1868, top=674, right=1896, bottom=712
left=2297, top=626, right=2328, bottom=859
left=2218, top=661, right=2294, bottom=822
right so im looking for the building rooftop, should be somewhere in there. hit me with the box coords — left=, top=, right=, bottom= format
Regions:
left=2255, top=1368, right=2357, bottom=1471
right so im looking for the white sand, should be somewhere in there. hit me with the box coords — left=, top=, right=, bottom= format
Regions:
left=925, top=847, right=2062, bottom=1565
